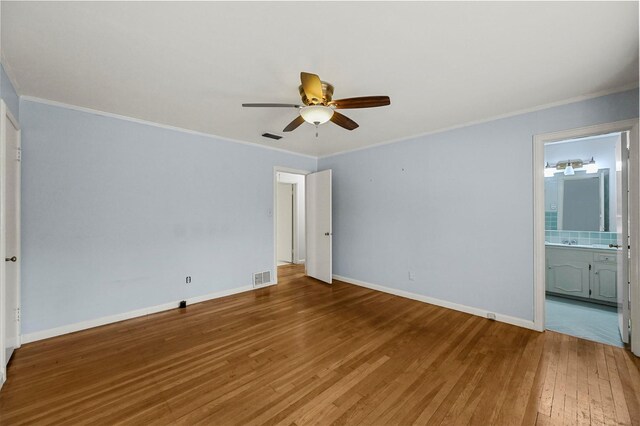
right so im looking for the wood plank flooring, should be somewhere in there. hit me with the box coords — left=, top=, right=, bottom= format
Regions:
left=1, top=264, right=639, bottom=425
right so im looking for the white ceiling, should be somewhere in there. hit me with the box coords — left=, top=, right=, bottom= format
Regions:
left=2, top=1, right=638, bottom=157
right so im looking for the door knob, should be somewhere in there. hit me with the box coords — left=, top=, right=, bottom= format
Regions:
left=5, top=256, right=16, bottom=262
left=324, top=232, right=332, bottom=236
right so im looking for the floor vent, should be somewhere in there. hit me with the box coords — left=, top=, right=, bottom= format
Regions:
left=253, top=270, right=272, bottom=287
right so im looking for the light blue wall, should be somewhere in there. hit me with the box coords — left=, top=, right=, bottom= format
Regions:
left=1, top=64, right=19, bottom=120
left=20, top=99, right=316, bottom=334
left=319, top=89, right=639, bottom=322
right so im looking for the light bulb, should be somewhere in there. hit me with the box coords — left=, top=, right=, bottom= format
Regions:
left=564, top=162, right=575, bottom=176
left=544, top=162, right=555, bottom=177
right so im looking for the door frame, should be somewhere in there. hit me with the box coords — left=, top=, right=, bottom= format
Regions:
left=532, top=118, right=640, bottom=355
left=276, top=181, right=295, bottom=264
left=273, top=166, right=310, bottom=285
left=0, top=100, right=21, bottom=387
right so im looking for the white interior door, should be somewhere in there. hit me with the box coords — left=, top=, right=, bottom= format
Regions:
left=277, top=183, right=294, bottom=263
left=616, top=132, right=630, bottom=343
left=1, top=101, right=21, bottom=381
left=306, top=170, right=332, bottom=283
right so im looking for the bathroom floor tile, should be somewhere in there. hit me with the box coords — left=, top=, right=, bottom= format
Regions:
left=545, top=295, right=623, bottom=347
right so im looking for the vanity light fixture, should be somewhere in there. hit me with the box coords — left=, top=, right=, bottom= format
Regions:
left=544, top=158, right=598, bottom=176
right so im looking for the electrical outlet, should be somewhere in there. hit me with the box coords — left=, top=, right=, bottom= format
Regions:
left=408, top=271, right=415, bottom=281
left=186, top=276, right=191, bottom=284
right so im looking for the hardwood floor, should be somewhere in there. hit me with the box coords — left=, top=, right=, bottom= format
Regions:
left=1, top=264, right=639, bottom=425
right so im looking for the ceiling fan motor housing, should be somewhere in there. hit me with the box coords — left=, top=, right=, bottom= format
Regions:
left=299, top=81, right=334, bottom=105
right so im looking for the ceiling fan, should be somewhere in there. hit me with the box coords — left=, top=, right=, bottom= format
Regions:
left=242, top=72, right=391, bottom=135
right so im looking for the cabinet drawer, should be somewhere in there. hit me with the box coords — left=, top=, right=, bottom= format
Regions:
left=596, top=254, right=616, bottom=263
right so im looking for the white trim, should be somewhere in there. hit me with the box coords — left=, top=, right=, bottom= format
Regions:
left=629, top=123, right=640, bottom=356
left=0, top=53, right=21, bottom=95
left=334, top=274, right=537, bottom=331
left=0, top=101, right=6, bottom=388
left=17, top=85, right=638, bottom=162
left=19, top=96, right=317, bottom=160
left=0, top=100, right=21, bottom=389
left=21, top=284, right=255, bottom=344
left=319, top=83, right=639, bottom=160
left=273, top=166, right=311, bottom=285
left=532, top=119, right=640, bottom=353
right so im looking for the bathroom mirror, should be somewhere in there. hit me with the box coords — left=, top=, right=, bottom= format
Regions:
left=544, top=169, right=610, bottom=232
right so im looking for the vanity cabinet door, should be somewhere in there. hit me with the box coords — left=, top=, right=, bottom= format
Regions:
left=591, top=263, right=617, bottom=303
left=546, top=261, right=591, bottom=298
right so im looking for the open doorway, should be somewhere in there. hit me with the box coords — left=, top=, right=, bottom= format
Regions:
left=543, top=132, right=625, bottom=347
left=274, top=169, right=307, bottom=274
left=273, top=167, right=333, bottom=285
left=533, top=119, right=640, bottom=356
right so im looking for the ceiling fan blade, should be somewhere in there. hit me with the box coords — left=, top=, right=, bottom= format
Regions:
left=330, top=111, right=359, bottom=131
left=283, top=115, right=306, bottom=132
left=331, top=96, right=391, bottom=109
left=242, top=103, right=301, bottom=108
left=300, top=72, right=324, bottom=104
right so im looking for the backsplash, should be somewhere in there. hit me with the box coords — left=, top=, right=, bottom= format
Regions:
left=545, top=211, right=558, bottom=230
left=545, top=229, right=619, bottom=246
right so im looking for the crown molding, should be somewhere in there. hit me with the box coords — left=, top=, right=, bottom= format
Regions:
left=319, top=82, right=640, bottom=160
left=0, top=53, right=22, bottom=95
left=19, top=95, right=318, bottom=160
left=17, top=81, right=639, bottom=161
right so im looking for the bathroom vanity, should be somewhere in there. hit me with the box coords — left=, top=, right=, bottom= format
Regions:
left=545, top=243, right=618, bottom=305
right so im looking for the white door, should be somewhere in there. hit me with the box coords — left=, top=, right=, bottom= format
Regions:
left=1, top=101, right=21, bottom=383
left=277, top=183, right=294, bottom=263
left=616, top=132, right=630, bottom=343
left=306, top=170, right=332, bottom=283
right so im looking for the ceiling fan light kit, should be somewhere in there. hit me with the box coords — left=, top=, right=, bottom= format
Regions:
left=300, top=105, right=334, bottom=125
left=242, top=72, right=391, bottom=135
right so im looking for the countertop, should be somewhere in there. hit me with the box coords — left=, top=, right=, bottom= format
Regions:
left=545, top=242, right=618, bottom=251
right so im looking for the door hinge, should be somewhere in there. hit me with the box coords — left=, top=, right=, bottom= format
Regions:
left=15, top=308, right=20, bottom=322
left=16, top=147, right=21, bottom=162
left=589, top=264, right=591, bottom=271
left=589, top=289, right=592, bottom=296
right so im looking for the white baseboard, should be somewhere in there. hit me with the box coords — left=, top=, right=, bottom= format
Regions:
left=21, top=285, right=254, bottom=344
left=333, top=274, right=538, bottom=332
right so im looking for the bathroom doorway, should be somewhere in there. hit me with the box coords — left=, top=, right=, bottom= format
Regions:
left=543, top=132, right=625, bottom=346
left=533, top=119, right=640, bottom=355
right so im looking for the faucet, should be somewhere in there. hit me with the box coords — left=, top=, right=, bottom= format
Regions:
left=562, top=239, right=570, bottom=245
left=570, top=239, right=578, bottom=245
